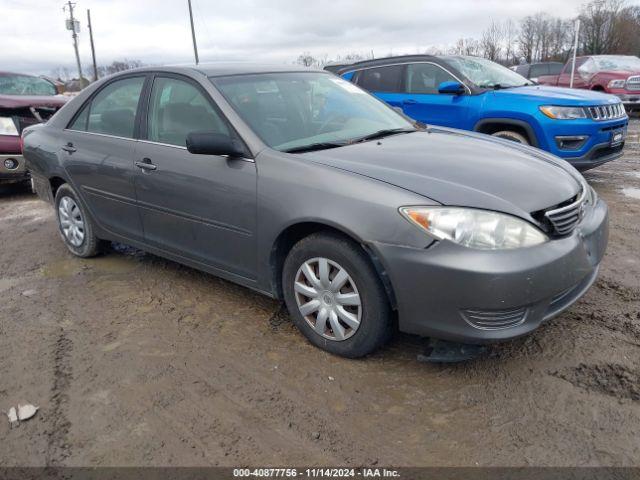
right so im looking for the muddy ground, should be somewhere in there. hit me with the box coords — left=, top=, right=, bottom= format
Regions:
left=1, top=119, right=639, bottom=467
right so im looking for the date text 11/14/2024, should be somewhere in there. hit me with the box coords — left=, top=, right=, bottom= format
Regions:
left=232, top=468, right=401, bottom=478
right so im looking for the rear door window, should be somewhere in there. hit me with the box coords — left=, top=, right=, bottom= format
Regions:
left=356, top=65, right=404, bottom=92
left=69, top=76, right=145, bottom=138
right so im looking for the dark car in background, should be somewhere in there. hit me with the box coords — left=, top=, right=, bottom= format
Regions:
left=538, top=55, right=640, bottom=112
left=0, top=72, right=67, bottom=185
left=23, top=65, right=608, bottom=358
left=511, top=62, right=564, bottom=83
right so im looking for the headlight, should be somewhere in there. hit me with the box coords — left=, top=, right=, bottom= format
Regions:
left=0, top=117, right=19, bottom=136
left=399, top=207, right=548, bottom=250
left=539, top=106, right=587, bottom=120
left=607, top=79, right=626, bottom=89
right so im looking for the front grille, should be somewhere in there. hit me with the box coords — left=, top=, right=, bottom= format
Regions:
left=462, top=307, right=528, bottom=330
left=543, top=188, right=586, bottom=236
left=627, top=75, right=640, bottom=92
left=586, top=103, right=626, bottom=120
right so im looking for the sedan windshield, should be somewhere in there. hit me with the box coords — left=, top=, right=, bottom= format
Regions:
left=0, top=74, right=57, bottom=96
left=443, top=56, right=533, bottom=89
left=593, top=55, right=640, bottom=71
left=211, top=72, right=414, bottom=152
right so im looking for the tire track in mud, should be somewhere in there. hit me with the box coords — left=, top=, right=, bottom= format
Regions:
left=549, top=363, right=640, bottom=401
left=45, top=328, right=73, bottom=465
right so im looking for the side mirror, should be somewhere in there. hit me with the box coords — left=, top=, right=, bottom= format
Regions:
left=438, top=81, right=465, bottom=95
left=186, top=131, right=245, bottom=157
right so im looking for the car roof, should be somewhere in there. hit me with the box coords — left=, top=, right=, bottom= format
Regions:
left=0, top=71, right=38, bottom=77
left=334, top=54, right=442, bottom=74
left=118, top=63, right=326, bottom=78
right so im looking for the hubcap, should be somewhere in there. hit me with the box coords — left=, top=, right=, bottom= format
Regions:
left=294, top=257, right=362, bottom=341
left=58, top=196, right=85, bottom=247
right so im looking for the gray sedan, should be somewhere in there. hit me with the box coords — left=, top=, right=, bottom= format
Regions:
left=22, top=64, right=608, bottom=358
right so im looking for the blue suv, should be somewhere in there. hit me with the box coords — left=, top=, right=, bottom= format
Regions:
left=331, top=55, right=628, bottom=170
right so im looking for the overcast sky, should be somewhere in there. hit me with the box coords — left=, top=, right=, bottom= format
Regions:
left=5, top=0, right=640, bottom=77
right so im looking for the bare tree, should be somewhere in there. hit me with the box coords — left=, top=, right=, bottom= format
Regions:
left=579, top=0, right=625, bottom=54
left=518, top=16, right=536, bottom=63
left=481, top=20, right=504, bottom=61
left=503, top=19, right=517, bottom=65
left=96, top=59, right=144, bottom=78
left=615, top=5, right=640, bottom=55
left=296, top=52, right=318, bottom=68
left=453, top=38, right=482, bottom=56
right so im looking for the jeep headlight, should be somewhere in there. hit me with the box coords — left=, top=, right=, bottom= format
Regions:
left=400, top=207, right=548, bottom=250
left=539, top=106, right=587, bottom=120
left=0, top=117, right=19, bottom=136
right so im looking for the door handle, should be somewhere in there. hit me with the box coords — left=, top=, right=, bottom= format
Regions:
left=402, top=99, right=418, bottom=105
left=61, top=143, right=76, bottom=153
left=135, top=158, right=157, bottom=171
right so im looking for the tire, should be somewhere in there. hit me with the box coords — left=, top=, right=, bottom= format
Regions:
left=491, top=130, right=529, bottom=145
left=54, top=183, right=103, bottom=258
left=282, top=232, right=392, bottom=358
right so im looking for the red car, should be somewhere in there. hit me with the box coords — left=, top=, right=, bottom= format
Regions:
left=538, top=55, right=640, bottom=113
left=0, top=72, right=68, bottom=185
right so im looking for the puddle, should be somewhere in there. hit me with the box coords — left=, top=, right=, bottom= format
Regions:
left=41, top=259, right=86, bottom=278
left=91, top=255, right=139, bottom=274
left=41, top=253, right=138, bottom=278
left=622, top=187, right=640, bottom=200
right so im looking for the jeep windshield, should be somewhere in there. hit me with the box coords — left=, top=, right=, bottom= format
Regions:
left=0, top=74, right=57, bottom=96
left=443, top=56, right=534, bottom=89
left=211, top=72, right=415, bottom=152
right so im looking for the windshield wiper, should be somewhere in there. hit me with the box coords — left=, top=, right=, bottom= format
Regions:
left=283, top=142, right=347, bottom=153
left=478, top=83, right=508, bottom=90
left=352, top=128, right=416, bottom=143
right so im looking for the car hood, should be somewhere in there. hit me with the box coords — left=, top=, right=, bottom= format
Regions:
left=493, top=85, right=618, bottom=105
left=0, top=94, right=68, bottom=109
left=301, top=128, right=583, bottom=219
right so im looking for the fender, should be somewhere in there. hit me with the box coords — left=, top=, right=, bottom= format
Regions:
left=473, top=118, right=540, bottom=147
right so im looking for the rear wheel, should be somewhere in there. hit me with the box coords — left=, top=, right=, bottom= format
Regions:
left=54, top=183, right=103, bottom=257
left=491, top=130, right=530, bottom=145
left=282, top=232, right=392, bottom=358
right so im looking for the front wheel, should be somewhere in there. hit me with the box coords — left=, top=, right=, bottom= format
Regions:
left=491, top=130, right=530, bottom=145
left=54, top=183, right=103, bottom=257
left=282, top=232, right=392, bottom=358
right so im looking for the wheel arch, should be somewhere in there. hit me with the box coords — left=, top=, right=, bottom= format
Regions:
left=49, top=176, right=67, bottom=197
left=474, top=118, right=539, bottom=147
left=269, top=221, right=397, bottom=309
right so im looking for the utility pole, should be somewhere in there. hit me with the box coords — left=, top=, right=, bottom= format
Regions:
left=187, top=0, right=199, bottom=64
left=569, top=19, right=580, bottom=88
left=87, top=9, right=98, bottom=82
left=64, top=1, right=84, bottom=87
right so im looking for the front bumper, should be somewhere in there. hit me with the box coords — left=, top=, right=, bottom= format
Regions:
left=563, top=142, right=625, bottom=171
left=0, top=154, right=29, bottom=182
left=540, top=117, right=628, bottom=171
left=614, top=93, right=640, bottom=110
left=372, top=199, right=609, bottom=344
